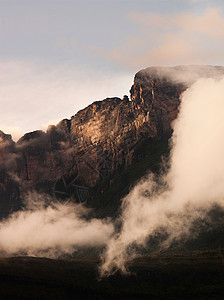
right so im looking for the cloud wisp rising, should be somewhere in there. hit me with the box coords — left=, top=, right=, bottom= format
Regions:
left=100, top=77, right=224, bottom=276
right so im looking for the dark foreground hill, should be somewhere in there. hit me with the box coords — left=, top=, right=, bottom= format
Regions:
left=0, top=252, right=223, bottom=300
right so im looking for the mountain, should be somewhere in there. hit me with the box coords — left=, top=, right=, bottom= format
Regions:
left=1, top=65, right=224, bottom=218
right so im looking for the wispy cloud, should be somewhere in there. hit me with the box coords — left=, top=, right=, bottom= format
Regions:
left=90, top=8, right=224, bottom=69
left=190, top=0, right=209, bottom=3
left=100, top=75, right=224, bottom=276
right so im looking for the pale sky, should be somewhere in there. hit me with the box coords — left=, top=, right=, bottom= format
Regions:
left=0, top=0, right=224, bottom=140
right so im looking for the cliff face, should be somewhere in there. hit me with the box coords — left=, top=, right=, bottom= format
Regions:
left=57, top=74, right=184, bottom=188
left=1, top=65, right=224, bottom=216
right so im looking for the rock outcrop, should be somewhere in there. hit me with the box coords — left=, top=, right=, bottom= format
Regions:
left=1, top=65, right=224, bottom=217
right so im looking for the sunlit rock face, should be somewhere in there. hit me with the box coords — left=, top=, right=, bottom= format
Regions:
left=57, top=72, right=184, bottom=187
left=1, top=65, right=224, bottom=215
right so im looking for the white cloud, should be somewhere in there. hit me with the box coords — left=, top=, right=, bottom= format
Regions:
left=100, top=76, right=224, bottom=276
left=0, top=193, right=114, bottom=257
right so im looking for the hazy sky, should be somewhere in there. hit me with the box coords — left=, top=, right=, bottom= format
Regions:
left=0, top=0, right=224, bottom=140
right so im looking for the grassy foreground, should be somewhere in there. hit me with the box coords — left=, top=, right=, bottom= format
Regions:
left=0, top=251, right=223, bottom=299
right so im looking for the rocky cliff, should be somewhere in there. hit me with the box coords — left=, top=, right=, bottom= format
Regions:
left=1, top=65, right=224, bottom=217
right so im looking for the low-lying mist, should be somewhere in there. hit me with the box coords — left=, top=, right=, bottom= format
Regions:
left=0, top=192, right=113, bottom=257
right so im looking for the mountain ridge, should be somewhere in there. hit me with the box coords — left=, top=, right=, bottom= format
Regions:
left=1, top=65, right=224, bottom=218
